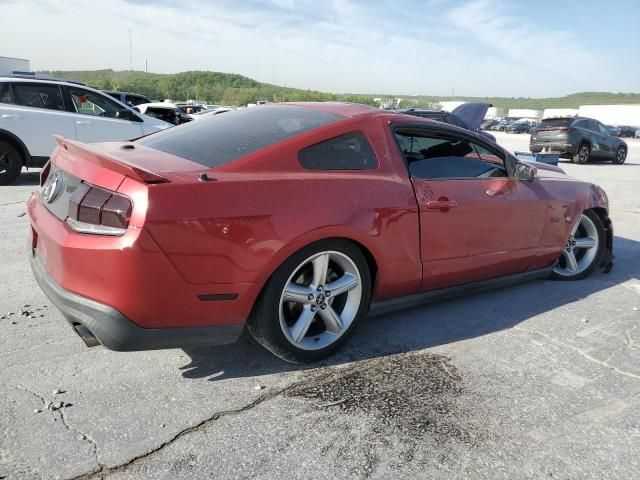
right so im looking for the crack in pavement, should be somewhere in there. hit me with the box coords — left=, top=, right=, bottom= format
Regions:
left=0, top=201, right=27, bottom=207
left=67, top=363, right=361, bottom=480
left=604, top=324, right=640, bottom=363
left=6, top=384, right=102, bottom=475
left=513, top=327, right=640, bottom=381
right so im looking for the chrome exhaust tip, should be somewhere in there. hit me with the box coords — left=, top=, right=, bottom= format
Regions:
left=73, top=324, right=101, bottom=348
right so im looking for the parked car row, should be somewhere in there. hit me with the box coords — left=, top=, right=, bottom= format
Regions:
left=607, top=125, right=637, bottom=138
left=0, top=75, right=171, bottom=185
left=395, top=103, right=496, bottom=141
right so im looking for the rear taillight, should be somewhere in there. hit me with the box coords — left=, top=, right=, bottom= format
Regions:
left=558, top=128, right=571, bottom=133
left=66, top=182, right=132, bottom=236
left=40, top=161, right=51, bottom=187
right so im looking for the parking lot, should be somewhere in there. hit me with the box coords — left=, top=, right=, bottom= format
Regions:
left=1, top=132, right=639, bottom=480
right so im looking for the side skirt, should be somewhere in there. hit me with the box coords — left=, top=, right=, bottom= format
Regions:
left=369, top=267, right=554, bottom=317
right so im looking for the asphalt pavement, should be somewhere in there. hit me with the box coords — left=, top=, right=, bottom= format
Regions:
left=1, top=132, right=639, bottom=479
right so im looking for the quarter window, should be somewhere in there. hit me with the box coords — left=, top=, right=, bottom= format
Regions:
left=12, top=83, right=65, bottom=110
left=0, top=83, right=13, bottom=104
left=395, top=130, right=507, bottom=179
left=299, top=132, right=377, bottom=170
left=68, top=87, right=123, bottom=118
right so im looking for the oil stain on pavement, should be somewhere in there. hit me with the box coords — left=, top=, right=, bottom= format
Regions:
left=286, top=352, right=480, bottom=476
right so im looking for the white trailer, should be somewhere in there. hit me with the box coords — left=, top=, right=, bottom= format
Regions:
left=0, top=56, right=30, bottom=74
left=578, top=104, right=640, bottom=127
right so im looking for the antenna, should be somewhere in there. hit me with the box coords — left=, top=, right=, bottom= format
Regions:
left=129, top=27, right=133, bottom=70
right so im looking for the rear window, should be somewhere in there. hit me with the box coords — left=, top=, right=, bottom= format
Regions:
left=138, top=105, right=343, bottom=167
left=538, top=118, right=573, bottom=128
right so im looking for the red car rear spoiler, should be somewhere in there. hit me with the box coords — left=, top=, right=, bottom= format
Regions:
left=54, top=136, right=169, bottom=184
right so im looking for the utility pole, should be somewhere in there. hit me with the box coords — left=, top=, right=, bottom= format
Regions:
left=129, top=27, right=133, bottom=70
left=145, top=58, right=148, bottom=73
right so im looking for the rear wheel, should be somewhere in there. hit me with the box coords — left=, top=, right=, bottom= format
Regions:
left=573, top=142, right=591, bottom=164
left=0, top=140, right=22, bottom=186
left=551, top=210, right=605, bottom=280
left=247, top=240, right=371, bottom=363
left=612, top=146, right=626, bottom=165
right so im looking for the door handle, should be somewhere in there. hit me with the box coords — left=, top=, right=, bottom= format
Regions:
left=426, top=199, right=458, bottom=209
left=75, top=120, right=92, bottom=126
left=1, top=114, right=21, bottom=119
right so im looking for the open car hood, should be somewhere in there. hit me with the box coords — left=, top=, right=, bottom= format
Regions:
left=451, top=103, right=492, bottom=130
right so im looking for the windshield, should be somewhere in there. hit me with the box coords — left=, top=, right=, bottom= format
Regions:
left=138, top=105, right=343, bottom=167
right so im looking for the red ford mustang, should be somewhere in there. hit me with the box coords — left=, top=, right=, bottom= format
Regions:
left=28, top=103, right=613, bottom=362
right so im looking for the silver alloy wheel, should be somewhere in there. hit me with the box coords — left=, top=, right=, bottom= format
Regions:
left=578, top=144, right=590, bottom=163
left=616, top=148, right=626, bottom=164
left=553, top=214, right=599, bottom=277
left=279, top=250, right=362, bottom=351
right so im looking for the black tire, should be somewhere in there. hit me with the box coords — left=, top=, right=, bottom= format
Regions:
left=247, top=239, right=372, bottom=363
left=612, top=146, right=627, bottom=165
left=572, top=142, right=591, bottom=164
left=550, top=210, right=606, bottom=281
left=0, top=140, right=23, bottom=185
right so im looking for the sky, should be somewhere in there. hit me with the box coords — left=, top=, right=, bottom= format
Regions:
left=1, top=0, right=638, bottom=97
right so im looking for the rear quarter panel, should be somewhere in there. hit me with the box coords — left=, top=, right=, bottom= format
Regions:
left=143, top=115, right=423, bottom=300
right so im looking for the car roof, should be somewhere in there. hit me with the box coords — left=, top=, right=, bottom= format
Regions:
left=138, top=102, right=177, bottom=109
left=104, top=90, right=148, bottom=97
left=285, top=102, right=378, bottom=118
left=0, top=76, right=85, bottom=86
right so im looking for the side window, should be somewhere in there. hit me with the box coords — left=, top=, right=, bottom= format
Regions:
left=299, top=132, right=378, bottom=170
left=573, top=120, right=586, bottom=129
left=125, top=95, right=149, bottom=106
left=12, top=83, right=65, bottom=110
left=585, top=120, right=598, bottom=132
left=394, top=130, right=506, bottom=180
left=0, top=83, right=13, bottom=104
left=68, top=87, right=124, bottom=118
left=595, top=122, right=610, bottom=135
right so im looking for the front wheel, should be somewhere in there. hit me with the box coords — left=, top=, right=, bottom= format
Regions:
left=551, top=211, right=605, bottom=280
left=247, top=240, right=371, bottom=363
left=612, top=146, right=626, bottom=165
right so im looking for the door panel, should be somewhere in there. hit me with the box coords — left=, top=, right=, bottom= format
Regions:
left=0, top=105, right=76, bottom=158
left=413, top=178, right=548, bottom=290
left=394, top=126, right=548, bottom=291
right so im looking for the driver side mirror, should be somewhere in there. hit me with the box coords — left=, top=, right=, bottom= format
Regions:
left=514, top=162, right=536, bottom=182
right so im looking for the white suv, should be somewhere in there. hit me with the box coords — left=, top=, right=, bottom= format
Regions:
left=0, top=76, right=171, bottom=185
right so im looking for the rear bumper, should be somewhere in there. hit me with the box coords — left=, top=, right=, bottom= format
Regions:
left=529, top=141, right=576, bottom=155
left=30, top=252, right=243, bottom=351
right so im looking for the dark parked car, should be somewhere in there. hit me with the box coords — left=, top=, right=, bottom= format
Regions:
left=611, top=126, right=636, bottom=138
left=506, top=120, right=536, bottom=134
left=530, top=117, right=627, bottom=164
left=490, top=119, right=514, bottom=131
left=480, top=119, right=500, bottom=130
left=396, top=103, right=495, bottom=141
left=103, top=91, right=151, bottom=107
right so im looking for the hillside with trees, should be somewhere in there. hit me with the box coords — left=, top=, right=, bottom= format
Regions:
left=41, top=69, right=640, bottom=109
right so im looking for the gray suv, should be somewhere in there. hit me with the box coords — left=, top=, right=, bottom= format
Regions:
left=530, top=117, right=627, bottom=164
